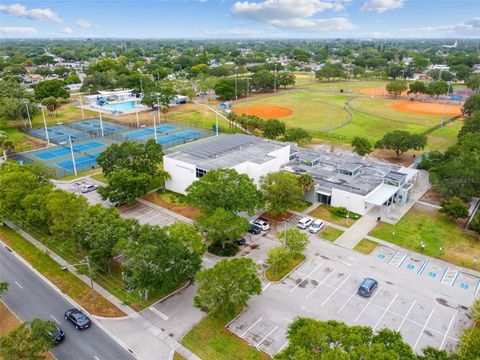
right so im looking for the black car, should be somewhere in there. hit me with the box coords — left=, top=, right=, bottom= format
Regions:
left=64, top=308, right=91, bottom=330
left=248, top=224, right=261, bottom=235
left=49, top=326, right=65, bottom=345
left=235, top=237, right=247, bottom=246
left=357, top=278, right=378, bottom=298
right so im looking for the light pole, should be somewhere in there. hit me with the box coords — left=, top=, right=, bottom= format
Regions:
left=274, top=63, right=277, bottom=94
left=41, top=106, right=50, bottom=145
left=235, top=67, right=238, bottom=101
left=24, top=100, right=32, bottom=128
left=246, top=77, right=252, bottom=114
left=68, top=135, right=77, bottom=176
left=62, top=257, right=95, bottom=306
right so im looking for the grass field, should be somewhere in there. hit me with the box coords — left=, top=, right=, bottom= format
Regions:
left=309, top=204, right=359, bottom=228
left=425, top=120, right=462, bottom=151
left=354, top=239, right=379, bottom=254
left=369, top=206, right=480, bottom=270
left=265, top=253, right=305, bottom=281
left=318, top=227, right=344, bottom=242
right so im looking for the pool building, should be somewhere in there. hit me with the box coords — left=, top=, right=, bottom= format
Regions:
left=83, top=89, right=149, bottom=115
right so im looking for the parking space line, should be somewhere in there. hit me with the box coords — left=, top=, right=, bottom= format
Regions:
left=397, top=299, right=416, bottom=331
left=440, top=314, right=456, bottom=350
left=241, top=317, right=263, bottom=337
left=321, top=274, right=351, bottom=306
left=373, top=293, right=398, bottom=331
left=50, top=314, right=61, bottom=325
left=149, top=306, right=169, bottom=321
left=256, top=325, right=278, bottom=349
left=476, top=279, right=480, bottom=296
left=290, top=263, right=322, bottom=292
left=413, top=307, right=435, bottom=350
left=277, top=341, right=289, bottom=354
left=417, top=259, right=429, bottom=275
left=305, top=269, right=335, bottom=299
left=337, top=288, right=357, bottom=314
left=354, top=286, right=381, bottom=322
left=262, top=283, right=271, bottom=293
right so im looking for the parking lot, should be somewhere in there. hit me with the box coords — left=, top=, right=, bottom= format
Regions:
left=122, top=202, right=177, bottom=227
left=228, top=237, right=476, bottom=357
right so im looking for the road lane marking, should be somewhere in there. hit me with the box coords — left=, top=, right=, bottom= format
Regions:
left=413, top=307, right=435, bottom=350
left=290, top=263, right=322, bottom=292
left=321, top=274, right=351, bottom=306
left=14, top=281, right=23, bottom=289
left=256, top=325, right=278, bottom=349
left=373, top=293, right=398, bottom=331
left=354, top=286, right=382, bottom=322
left=337, top=288, right=357, bottom=314
left=50, top=314, right=61, bottom=325
left=262, top=283, right=271, bottom=293
left=305, top=269, right=335, bottom=299
left=397, top=300, right=416, bottom=331
left=440, top=314, right=456, bottom=350
left=148, top=306, right=169, bottom=321
left=241, top=317, right=263, bottom=337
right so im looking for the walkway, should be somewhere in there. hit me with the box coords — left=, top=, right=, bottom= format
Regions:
left=333, top=210, right=380, bottom=249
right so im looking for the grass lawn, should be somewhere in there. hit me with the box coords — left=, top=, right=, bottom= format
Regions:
left=354, top=239, right=379, bottom=254
left=292, top=200, right=312, bottom=212
left=318, top=227, right=344, bottom=242
left=143, top=191, right=203, bottom=220
left=60, top=168, right=102, bottom=181
left=91, top=172, right=108, bottom=183
left=309, top=204, right=360, bottom=228
left=0, top=225, right=124, bottom=317
left=295, top=79, right=389, bottom=95
left=181, top=311, right=270, bottom=360
left=173, top=353, right=187, bottom=360
left=0, top=301, right=20, bottom=337
left=425, top=120, right=462, bottom=151
left=369, top=207, right=480, bottom=270
left=265, top=253, right=306, bottom=282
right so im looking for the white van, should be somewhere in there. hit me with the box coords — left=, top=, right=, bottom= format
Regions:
left=308, top=219, right=325, bottom=234
left=297, top=217, right=313, bottom=229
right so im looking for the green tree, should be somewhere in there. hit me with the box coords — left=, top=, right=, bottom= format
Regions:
left=65, top=71, right=81, bottom=84
left=352, top=65, right=365, bottom=78
left=440, top=197, right=469, bottom=219
left=408, top=81, right=427, bottom=97
left=351, top=136, right=373, bottom=156
left=34, top=79, right=69, bottom=101
left=277, top=227, right=309, bottom=255
left=214, top=78, right=236, bottom=100
left=194, top=258, right=261, bottom=313
left=262, top=119, right=286, bottom=139
left=458, top=111, right=480, bottom=138
left=277, top=72, right=296, bottom=88
left=466, top=74, right=480, bottom=91
left=34, top=67, right=52, bottom=79
left=98, top=168, right=151, bottom=205
left=0, top=319, right=57, bottom=360
left=41, top=97, right=61, bottom=115
left=191, top=63, right=209, bottom=76
left=463, top=94, right=480, bottom=116
left=386, top=80, right=407, bottom=98
left=0, top=131, right=15, bottom=159
left=251, top=70, right=275, bottom=92
left=315, top=63, right=346, bottom=81
left=375, top=130, right=427, bottom=159
left=266, top=246, right=291, bottom=275
left=297, top=173, right=314, bottom=193
left=457, top=328, right=480, bottom=360
left=292, top=48, right=311, bottom=62
left=0, top=282, right=9, bottom=297
left=186, top=168, right=263, bottom=215
left=470, top=298, right=480, bottom=323
left=283, top=127, right=312, bottom=146
left=260, top=172, right=304, bottom=216
left=427, top=81, right=449, bottom=98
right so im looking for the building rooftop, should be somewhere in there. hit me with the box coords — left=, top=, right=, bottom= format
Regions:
left=165, top=134, right=288, bottom=170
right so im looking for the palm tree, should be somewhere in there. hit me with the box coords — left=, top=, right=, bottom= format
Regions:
left=0, top=132, right=15, bottom=160
left=297, top=173, right=314, bottom=193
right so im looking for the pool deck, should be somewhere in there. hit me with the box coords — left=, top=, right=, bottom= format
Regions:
left=78, top=103, right=150, bottom=116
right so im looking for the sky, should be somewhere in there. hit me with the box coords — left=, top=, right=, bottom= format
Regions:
left=0, top=0, right=479, bottom=39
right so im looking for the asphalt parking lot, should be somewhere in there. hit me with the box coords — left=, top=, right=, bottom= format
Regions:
left=228, top=237, right=476, bottom=357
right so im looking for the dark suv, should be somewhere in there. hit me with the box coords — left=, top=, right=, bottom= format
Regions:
left=357, top=278, right=378, bottom=298
left=248, top=224, right=261, bottom=235
left=49, top=326, right=65, bottom=344
left=64, top=308, right=91, bottom=330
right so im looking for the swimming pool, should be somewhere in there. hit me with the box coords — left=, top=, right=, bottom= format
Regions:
left=102, top=100, right=141, bottom=111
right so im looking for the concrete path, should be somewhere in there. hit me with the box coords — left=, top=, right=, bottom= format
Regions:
left=333, top=210, right=380, bottom=249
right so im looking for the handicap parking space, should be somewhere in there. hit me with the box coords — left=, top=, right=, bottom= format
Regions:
left=454, top=272, right=480, bottom=296
left=372, top=245, right=396, bottom=263
left=420, top=262, right=446, bottom=281
left=401, top=254, right=426, bottom=273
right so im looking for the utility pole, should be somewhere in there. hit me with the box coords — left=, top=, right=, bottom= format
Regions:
left=41, top=107, right=50, bottom=145
left=68, top=135, right=77, bottom=176
left=235, top=67, right=238, bottom=100
left=25, top=101, right=32, bottom=128
left=79, top=94, right=85, bottom=120
left=274, top=63, right=277, bottom=94
left=86, top=257, right=96, bottom=306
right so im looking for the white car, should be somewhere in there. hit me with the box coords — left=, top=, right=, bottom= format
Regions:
left=309, top=219, right=325, bottom=234
left=80, top=184, right=97, bottom=193
left=251, top=219, right=270, bottom=231
left=297, top=217, right=314, bottom=229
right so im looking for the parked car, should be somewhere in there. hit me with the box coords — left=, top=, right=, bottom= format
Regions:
left=251, top=219, right=270, bottom=231
left=80, top=184, right=97, bottom=193
left=48, top=326, right=65, bottom=345
left=106, top=198, right=120, bottom=207
left=248, top=224, right=262, bottom=235
left=297, top=217, right=314, bottom=229
left=64, top=308, right=91, bottom=330
left=235, top=237, right=247, bottom=246
left=308, top=219, right=325, bottom=234
left=357, top=278, right=378, bottom=298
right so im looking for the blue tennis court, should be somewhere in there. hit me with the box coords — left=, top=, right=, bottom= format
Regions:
left=66, top=119, right=128, bottom=134
left=32, top=141, right=105, bottom=160
left=28, top=126, right=87, bottom=144
left=125, top=124, right=178, bottom=140
left=157, top=130, right=203, bottom=145
left=56, top=154, right=98, bottom=171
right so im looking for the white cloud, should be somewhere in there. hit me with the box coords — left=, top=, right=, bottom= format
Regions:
left=60, top=27, right=73, bottom=34
left=0, top=26, right=37, bottom=34
left=75, top=19, right=92, bottom=28
left=401, top=17, right=480, bottom=37
left=361, top=0, right=405, bottom=13
left=231, top=0, right=354, bottom=32
left=0, top=3, right=62, bottom=23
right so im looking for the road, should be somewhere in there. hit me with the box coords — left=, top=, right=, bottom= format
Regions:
left=0, top=244, right=135, bottom=360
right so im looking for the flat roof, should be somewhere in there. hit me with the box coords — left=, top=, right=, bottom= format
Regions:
left=365, top=184, right=398, bottom=206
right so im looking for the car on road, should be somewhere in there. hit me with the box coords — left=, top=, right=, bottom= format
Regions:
left=235, top=237, right=247, bottom=246
left=48, top=325, right=65, bottom=344
left=357, top=278, right=378, bottom=298
left=308, top=219, right=325, bottom=233
left=64, top=308, right=91, bottom=330
left=80, top=184, right=97, bottom=193
left=297, top=217, right=314, bottom=229
left=251, top=219, right=270, bottom=231
left=248, top=224, right=262, bottom=234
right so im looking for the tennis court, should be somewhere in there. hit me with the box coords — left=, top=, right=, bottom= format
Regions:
left=32, top=141, right=105, bottom=160
left=56, top=152, right=101, bottom=171
left=66, top=119, right=128, bottom=135
left=124, top=124, right=178, bottom=140
left=157, top=130, right=203, bottom=146
left=27, top=125, right=88, bottom=144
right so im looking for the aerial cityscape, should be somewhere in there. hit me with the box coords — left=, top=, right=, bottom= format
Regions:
left=0, top=1, right=479, bottom=359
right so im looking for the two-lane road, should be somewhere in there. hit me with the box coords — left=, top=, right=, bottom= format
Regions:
left=0, top=244, right=136, bottom=360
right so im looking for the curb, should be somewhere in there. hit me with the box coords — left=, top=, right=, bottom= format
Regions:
left=263, top=256, right=307, bottom=284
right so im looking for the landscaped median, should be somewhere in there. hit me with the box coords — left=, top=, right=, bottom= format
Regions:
left=318, top=227, right=344, bottom=242
left=309, top=204, right=360, bottom=228
left=0, top=225, right=124, bottom=317
left=265, top=253, right=306, bottom=282
left=353, top=239, right=379, bottom=254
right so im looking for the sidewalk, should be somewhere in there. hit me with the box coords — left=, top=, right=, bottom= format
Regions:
left=333, top=210, right=379, bottom=249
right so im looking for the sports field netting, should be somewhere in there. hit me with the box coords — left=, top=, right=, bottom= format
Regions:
left=157, top=130, right=203, bottom=146
left=124, top=124, right=178, bottom=140
left=32, top=141, right=104, bottom=160
left=27, top=125, right=88, bottom=145
left=56, top=152, right=102, bottom=171
left=65, top=119, right=128, bottom=136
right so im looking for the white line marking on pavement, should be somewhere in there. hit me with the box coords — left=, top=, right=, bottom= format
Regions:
left=373, top=293, right=398, bottom=331
left=397, top=300, right=416, bottom=331
left=14, top=281, right=23, bottom=289
left=413, top=308, right=435, bottom=350
left=148, top=306, right=169, bottom=321
left=321, top=274, right=351, bottom=306
left=256, top=325, right=278, bottom=349
left=262, top=283, right=271, bottom=293
left=241, top=317, right=263, bottom=338
left=337, top=288, right=357, bottom=314
left=291, top=264, right=322, bottom=292
left=355, top=286, right=381, bottom=322
left=299, top=305, right=311, bottom=313
left=50, top=314, right=61, bottom=325
left=305, top=270, right=335, bottom=299
left=440, top=314, right=456, bottom=350
left=341, top=261, right=353, bottom=267
left=94, top=356, right=100, bottom=360
left=277, top=341, right=289, bottom=354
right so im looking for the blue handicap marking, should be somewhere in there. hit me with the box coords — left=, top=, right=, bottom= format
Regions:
left=407, top=264, right=415, bottom=270
left=460, top=283, right=469, bottom=290
left=428, top=271, right=437, bottom=278
left=378, top=254, right=385, bottom=259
